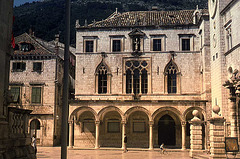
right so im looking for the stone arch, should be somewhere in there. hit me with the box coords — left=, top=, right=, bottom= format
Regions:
left=164, top=59, right=180, bottom=74
left=183, top=107, right=206, bottom=149
left=95, top=60, right=112, bottom=75
left=70, top=106, right=98, bottom=121
left=124, top=106, right=152, bottom=121
left=152, top=107, right=183, bottom=147
left=98, top=106, right=124, bottom=121
left=183, top=107, right=206, bottom=120
left=29, top=117, right=43, bottom=127
left=152, top=106, right=184, bottom=122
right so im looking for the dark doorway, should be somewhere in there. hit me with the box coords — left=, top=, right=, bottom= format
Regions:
left=158, top=115, right=176, bottom=146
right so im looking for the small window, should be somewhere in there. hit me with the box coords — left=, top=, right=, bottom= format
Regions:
left=10, top=86, right=20, bottom=103
left=31, top=87, right=41, bottom=104
left=213, top=55, right=215, bottom=61
left=12, top=62, right=26, bottom=72
left=153, top=39, right=162, bottom=51
left=33, top=62, right=42, bottom=72
left=182, top=39, right=190, bottom=51
left=107, top=122, right=120, bottom=133
left=112, top=40, right=121, bottom=52
left=83, top=121, right=95, bottom=132
left=85, top=41, right=94, bottom=52
left=133, top=122, right=145, bottom=133
left=20, top=42, right=35, bottom=52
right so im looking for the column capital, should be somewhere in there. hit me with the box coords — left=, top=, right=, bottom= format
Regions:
left=95, top=121, right=100, bottom=125
left=121, top=120, right=127, bottom=124
left=181, top=121, right=187, bottom=126
left=149, top=121, right=154, bottom=126
left=68, top=120, right=73, bottom=124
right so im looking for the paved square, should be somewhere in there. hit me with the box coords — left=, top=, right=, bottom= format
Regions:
left=37, top=147, right=194, bottom=159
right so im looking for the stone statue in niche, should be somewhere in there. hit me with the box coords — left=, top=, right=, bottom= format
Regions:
left=133, top=37, right=140, bottom=52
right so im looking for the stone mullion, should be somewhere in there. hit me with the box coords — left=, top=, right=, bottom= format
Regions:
left=131, top=73, right=134, bottom=94
left=139, top=72, right=142, bottom=94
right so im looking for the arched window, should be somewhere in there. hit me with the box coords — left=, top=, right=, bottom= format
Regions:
left=167, top=63, right=177, bottom=93
left=164, top=60, right=180, bottom=94
left=95, top=61, right=111, bottom=94
left=126, top=60, right=148, bottom=94
left=98, top=64, right=107, bottom=94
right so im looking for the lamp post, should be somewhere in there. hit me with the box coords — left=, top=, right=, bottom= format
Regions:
left=61, top=0, right=70, bottom=158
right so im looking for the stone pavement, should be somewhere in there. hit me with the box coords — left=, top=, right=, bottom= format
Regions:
left=36, top=147, right=214, bottom=159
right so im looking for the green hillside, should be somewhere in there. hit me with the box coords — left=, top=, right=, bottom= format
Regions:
left=13, top=0, right=208, bottom=45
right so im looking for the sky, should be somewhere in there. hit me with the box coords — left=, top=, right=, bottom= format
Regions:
left=14, top=0, right=39, bottom=7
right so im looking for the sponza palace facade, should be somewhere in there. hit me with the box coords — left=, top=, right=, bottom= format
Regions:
left=69, top=8, right=212, bottom=149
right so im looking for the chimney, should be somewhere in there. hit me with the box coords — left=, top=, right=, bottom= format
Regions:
left=55, top=34, right=59, bottom=55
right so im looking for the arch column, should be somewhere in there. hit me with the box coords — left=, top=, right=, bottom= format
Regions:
left=121, top=121, right=126, bottom=149
left=95, top=121, right=100, bottom=149
left=68, top=120, right=73, bottom=148
left=181, top=121, right=186, bottom=150
left=149, top=121, right=154, bottom=150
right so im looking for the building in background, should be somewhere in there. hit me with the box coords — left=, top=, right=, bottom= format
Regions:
left=69, top=8, right=211, bottom=149
left=209, top=0, right=240, bottom=138
left=0, top=0, right=35, bottom=158
left=9, top=32, right=75, bottom=146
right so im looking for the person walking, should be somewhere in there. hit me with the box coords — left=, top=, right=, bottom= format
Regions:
left=31, top=134, right=37, bottom=154
left=123, top=134, right=128, bottom=153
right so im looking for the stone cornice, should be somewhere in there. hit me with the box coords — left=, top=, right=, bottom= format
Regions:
left=224, top=43, right=240, bottom=56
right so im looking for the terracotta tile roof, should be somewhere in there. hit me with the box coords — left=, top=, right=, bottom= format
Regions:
left=13, top=33, right=54, bottom=56
left=85, top=10, right=196, bottom=28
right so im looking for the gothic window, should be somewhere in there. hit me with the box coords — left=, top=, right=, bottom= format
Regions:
left=98, top=64, right=107, bottom=94
left=167, top=63, right=177, bottom=93
left=95, top=61, right=111, bottom=94
left=164, top=60, right=180, bottom=94
left=125, top=60, right=149, bottom=94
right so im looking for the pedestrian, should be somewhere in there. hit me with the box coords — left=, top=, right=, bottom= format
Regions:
left=31, top=134, right=37, bottom=154
left=123, top=134, right=127, bottom=153
left=160, top=143, right=165, bottom=154
left=207, top=143, right=211, bottom=154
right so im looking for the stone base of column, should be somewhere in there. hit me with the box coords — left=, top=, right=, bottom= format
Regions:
left=189, top=150, right=203, bottom=158
left=181, top=147, right=186, bottom=151
left=95, top=146, right=100, bottom=149
left=148, top=147, right=153, bottom=151
left=68, top=146, right=73, bottom=149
